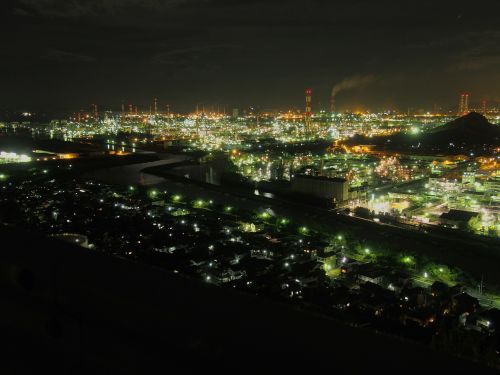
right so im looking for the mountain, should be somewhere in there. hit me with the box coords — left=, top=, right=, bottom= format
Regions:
left=423, top=112, right=500, bottom=145
left=345, top=112, right=500, bottom=154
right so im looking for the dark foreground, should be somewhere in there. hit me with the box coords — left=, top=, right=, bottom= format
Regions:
left=1, top=225, right=496, bottom=374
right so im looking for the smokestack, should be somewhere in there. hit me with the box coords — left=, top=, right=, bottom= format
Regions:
left=305, top=88, right=312, bottom=135
left=458, top=93, right=465, bottom=115
left=330, top=96, right=336, bottom=113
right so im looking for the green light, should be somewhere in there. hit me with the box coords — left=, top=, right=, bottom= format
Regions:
left=402, top=256, right=413, bottom=264
left=225, top=206, right=232, bottom=212
left=280, top=218, right=289, bottom=225
left=337, top=235, right=342, bottom=240
left=172, top=195, right=181, bottom=202
left=129, top=186, right=135, bottom=191
left=299, top=226, right=308, bottom=234
left=0, top=174, right=7, bottom=180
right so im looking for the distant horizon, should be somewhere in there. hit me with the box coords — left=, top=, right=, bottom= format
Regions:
left=1, top=93, right=499, bottom=115
left=2, top=1, right=500, bottom=113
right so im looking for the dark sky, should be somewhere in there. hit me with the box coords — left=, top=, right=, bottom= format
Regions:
left=2, top=0, right=500, bottom=113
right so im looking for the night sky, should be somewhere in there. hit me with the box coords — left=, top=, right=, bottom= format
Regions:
left=2, top=0, right=500, bottom=113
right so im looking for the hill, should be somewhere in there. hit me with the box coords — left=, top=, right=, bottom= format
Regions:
left=424, top=112, right=500, bottom=145
left=345, top=112, right=500, bottom=154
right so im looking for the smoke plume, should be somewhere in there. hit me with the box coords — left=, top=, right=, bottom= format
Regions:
left=330, top=75, right=375, bottom=111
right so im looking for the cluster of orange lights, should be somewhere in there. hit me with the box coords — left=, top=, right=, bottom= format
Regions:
left=109, top=150, right=130, bottom=156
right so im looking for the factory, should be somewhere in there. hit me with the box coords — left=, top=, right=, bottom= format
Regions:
left=291, top=174, right=348, bottom=203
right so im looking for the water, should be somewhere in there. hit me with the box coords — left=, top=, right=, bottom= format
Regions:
left=84, top=154, right=189, bottom=186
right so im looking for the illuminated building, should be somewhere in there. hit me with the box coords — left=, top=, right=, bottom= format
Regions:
left=0, top=151, right=31, bottom=163
left=462, top=170, right=476, bottom=185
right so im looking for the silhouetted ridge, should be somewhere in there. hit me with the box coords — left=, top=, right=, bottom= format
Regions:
left=344, top=112, right=499, bottom=153
left=431, top=112, right=498, bottom=135
left=421, top=112, right=500, bottom=146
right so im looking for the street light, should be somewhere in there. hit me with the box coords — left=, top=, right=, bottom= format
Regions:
left=260, top=212, right=270, bottom=219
